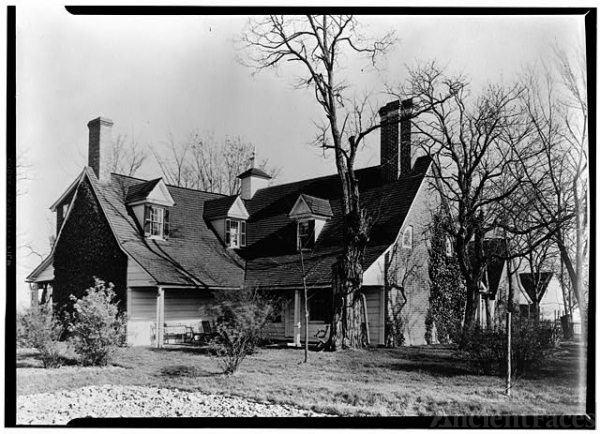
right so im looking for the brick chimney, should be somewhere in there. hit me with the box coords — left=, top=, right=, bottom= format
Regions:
left=87, top=117, right=114, bottom=182
left=379, top=98, right=413, bottom=182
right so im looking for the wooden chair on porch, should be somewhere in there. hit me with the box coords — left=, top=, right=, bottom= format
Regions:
left=191, top=320, right=216, bottom=345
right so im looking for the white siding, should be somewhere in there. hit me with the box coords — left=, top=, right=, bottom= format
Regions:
left=364, top=287, right=382, bottom=346
left=35, top=262, right=55, bottom=282
left=164, top=289, right=214, bottom=324
left=128, top=287, right=156, bottom=346
left=127, top=258, right=154, bottom=287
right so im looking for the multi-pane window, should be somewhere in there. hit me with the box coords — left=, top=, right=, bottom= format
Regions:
left=225, top=219, right=246, bottom=248
left=402, top=225, right=413, bottom=249
left=144, top=205, right=170, bottom=239
left=297, top=220, right=315, bottom=250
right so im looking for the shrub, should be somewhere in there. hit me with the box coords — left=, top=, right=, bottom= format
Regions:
left=460, top=319, right=560, bottom=377
left=68, top=278, right=127, bottom=366
left=17, top=303, right=67, bottom=368
left=209, top=288, right=275, bottom=375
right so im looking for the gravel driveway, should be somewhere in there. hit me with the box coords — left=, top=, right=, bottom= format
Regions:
left=17, top=384, right=331, bottom=424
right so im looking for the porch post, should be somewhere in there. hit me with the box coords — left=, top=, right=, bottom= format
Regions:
left=294, top=289, right=301, bottom=346
left=156, top=287, right=165, bottom=348
left=379, top=285, right=386, bottom=346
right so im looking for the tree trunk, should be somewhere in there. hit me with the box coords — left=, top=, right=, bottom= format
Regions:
left=326, top=210, right=370, bottom=351
left=463, top=282, right=478, bottom=330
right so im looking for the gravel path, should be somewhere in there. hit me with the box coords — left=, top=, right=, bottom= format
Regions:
left=17, top=384, right=331, bottom=424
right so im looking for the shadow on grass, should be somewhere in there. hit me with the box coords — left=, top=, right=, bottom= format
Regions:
left=159, top=364, right=221, bottom=378
left=16, top=352, right=79, bottom=369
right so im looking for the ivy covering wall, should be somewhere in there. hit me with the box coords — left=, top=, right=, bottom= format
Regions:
left=53, top=178, right=128, bottom=315
left=426, top=212, right=466, bottom=344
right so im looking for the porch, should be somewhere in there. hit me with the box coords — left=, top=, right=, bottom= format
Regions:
left=126, top=285, right=386, bottom=348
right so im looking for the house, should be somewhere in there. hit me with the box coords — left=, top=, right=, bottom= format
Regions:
left=27, top=100, right=442, bottom=347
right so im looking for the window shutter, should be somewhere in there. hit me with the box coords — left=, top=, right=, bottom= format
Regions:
left=143, top=206, right=151, bottom=236
left=241, top=221, right=246, bottom=247
left=163, top=208, right=170, bottom=239
left=225, top=219, right=231, bottom=246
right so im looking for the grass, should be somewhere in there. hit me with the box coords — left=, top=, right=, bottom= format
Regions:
left=17, top=341, right=586, bottom=416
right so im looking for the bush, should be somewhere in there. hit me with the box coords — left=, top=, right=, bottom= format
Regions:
left=209, top=288, right=275, bottom=375
left=460, top=319, right=560, bottom=377
left=17, top=303, right=67, bottom=368
left=68, top=278, right=127, bottom=366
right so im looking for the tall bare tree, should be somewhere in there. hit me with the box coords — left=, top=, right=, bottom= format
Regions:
left=241, top=15, right=395, bottom=349
left=513, top=44, right=588, bottom=334
left=406, top=66, right=540, bottom=330
left=105, top=133, right=149, bottom=178
left=241, top=16, right=460, bottom=349
left=154, top=131, right=280, bottom=194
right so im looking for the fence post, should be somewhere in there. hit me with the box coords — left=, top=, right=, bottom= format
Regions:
left=506, top=311, right=511, bottom=396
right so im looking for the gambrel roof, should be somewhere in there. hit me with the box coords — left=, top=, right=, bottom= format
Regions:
left=29, top=156, right=433, bottom=290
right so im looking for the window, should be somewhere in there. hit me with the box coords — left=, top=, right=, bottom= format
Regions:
left=445, top=236, right=453, bottom=257
left=225, top=219, right=246, bottom=248
left=297, top=220, right=315, bottom=250
left=144, top=205, right=170, bottom=239
left=402, top=225, right=413, bottom=249
left=308, top=290, right=331, bottom=323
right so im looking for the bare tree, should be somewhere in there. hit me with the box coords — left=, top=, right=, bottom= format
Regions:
left=154, top=131, right=280, bottom=194
left=406, top=66, right=540, bottom=331
left=240, top=15, right=463, bottom=350
left=16, top=149, right=31, bottom=196
left=105, top=133, right=149, bottom=178
left=513, top=44, right=588, bottom=334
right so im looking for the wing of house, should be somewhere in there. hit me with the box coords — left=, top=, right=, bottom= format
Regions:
left=27, top=100, right=440, bottom=347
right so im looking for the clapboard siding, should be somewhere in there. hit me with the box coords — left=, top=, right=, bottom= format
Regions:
left=127, top=258, right=155, bottom=287
left=129, top=288, right=156, bottom=320
left=364, top=287, right=382, bottom=345
left=36, top=262, right=55, bottom=282
left=164, top=289, right=212, bottom=322
left=264, top=322, right=285, bottom=341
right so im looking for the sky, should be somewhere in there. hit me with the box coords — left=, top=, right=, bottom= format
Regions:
left=14, top=5, right=586, bottom=309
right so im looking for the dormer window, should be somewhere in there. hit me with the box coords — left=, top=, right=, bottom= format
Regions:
left=126, top=178, right=175, bottom=240
left=289, top=194, right=332, bottom=252
left=144, top=205, right=170, bottom=239
left=402, top=225, right=413, bottom=249
left=225, top=218, right=246, bottom=248
left=297, top=220, right=315, bottom=251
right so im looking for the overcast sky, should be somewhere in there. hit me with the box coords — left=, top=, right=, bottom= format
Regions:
left=15, top=4, right=586, bottom=308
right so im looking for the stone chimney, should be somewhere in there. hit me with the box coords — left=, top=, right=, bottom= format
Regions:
left=87, top=116, right=114, bottom=182
left=379, top=98, right=413, bottom=182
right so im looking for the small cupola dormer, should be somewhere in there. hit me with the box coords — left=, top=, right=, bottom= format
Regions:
left=288, top=194, right=333, bottom=251
left=126, top=178, right=175, bottom=240
left=204, top=195, right=250, bottom=249
left=238, top=167, right=271, bottom=200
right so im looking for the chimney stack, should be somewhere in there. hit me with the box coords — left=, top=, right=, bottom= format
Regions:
left=400, top=98, right=413, bottom=176
left=87, top=117, right=114, bottom=182
left=379, top=99, right=413, bottom=182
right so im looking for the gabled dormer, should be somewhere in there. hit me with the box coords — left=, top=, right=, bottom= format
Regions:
left=204, top=195, right=250, bottom=249
left=288, top=194, right=333, bottom=251
left=126, top=178, right=175, bottom=240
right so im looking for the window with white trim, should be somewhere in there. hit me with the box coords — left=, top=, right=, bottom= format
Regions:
left=225, top=218, right=246, bottom=248
left=144, top=205, right=170, bottom=239
left=297, top=220, right=315, bottom=251
left=402, top=225, right=413, bottom=249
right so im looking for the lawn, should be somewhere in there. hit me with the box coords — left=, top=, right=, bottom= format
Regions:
left=17, top=342, right=586, bottom=417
